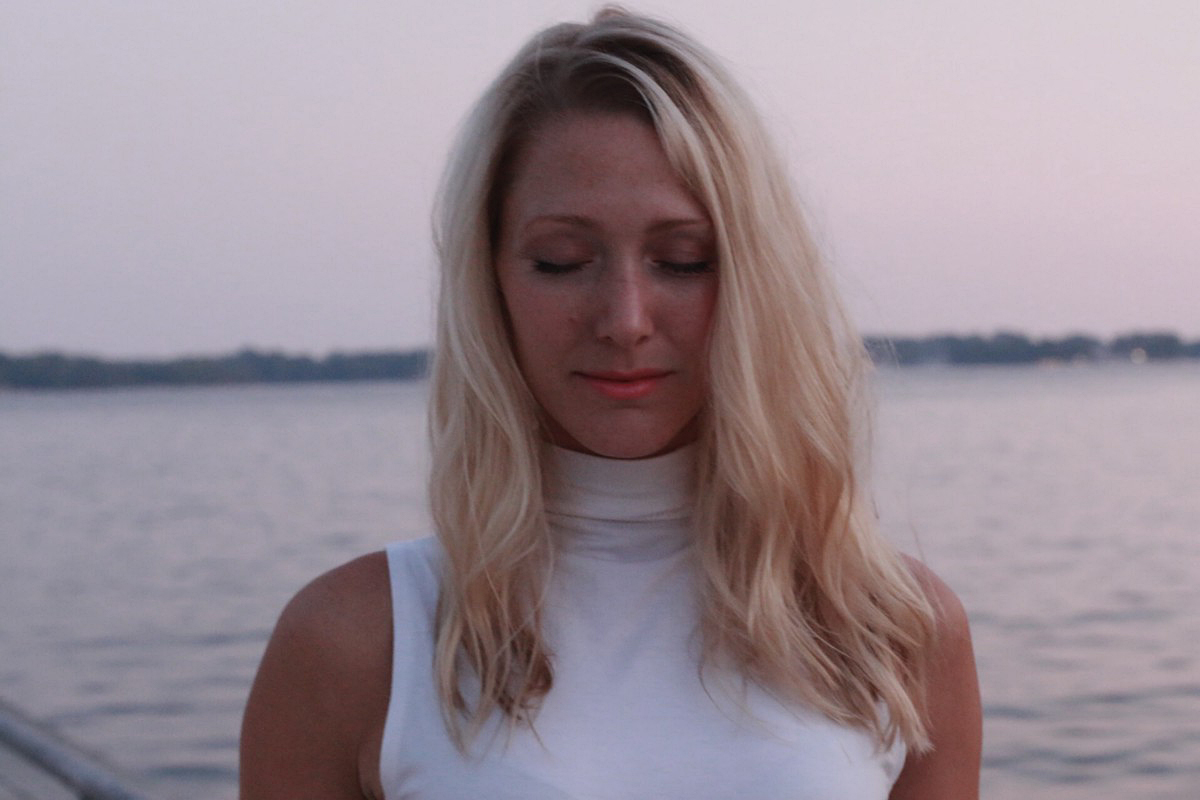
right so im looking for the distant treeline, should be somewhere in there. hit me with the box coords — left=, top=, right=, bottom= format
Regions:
left=2, top=332, right=1198, bottom=390
left=864, top=331, right=1200, bottom=366
left=0, top=348, right=428, bottom=390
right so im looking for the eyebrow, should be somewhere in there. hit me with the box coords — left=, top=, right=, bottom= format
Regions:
left=521, top=214, right=712, bottom=235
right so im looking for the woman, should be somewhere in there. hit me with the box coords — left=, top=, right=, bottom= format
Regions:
left=241, top=8, right=981, bottom=799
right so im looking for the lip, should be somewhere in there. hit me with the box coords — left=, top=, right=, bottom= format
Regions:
left=577, top=369, right=670, bottom=400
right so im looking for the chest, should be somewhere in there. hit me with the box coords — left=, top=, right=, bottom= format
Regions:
left=381, top=550, right=903, bottom=799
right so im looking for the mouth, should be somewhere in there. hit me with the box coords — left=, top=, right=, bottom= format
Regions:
left=576, top=369, right=670, bottom=400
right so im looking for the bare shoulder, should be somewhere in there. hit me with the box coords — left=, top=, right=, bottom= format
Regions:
left=901, top=554, right=971, bottom=640
left=890, top=556, right=982, bottom=800
left=240, top=551, right=393, bottom=799
left=261, top=551, right=393, bottom=696
left=277, top=551, right=393, bottom=650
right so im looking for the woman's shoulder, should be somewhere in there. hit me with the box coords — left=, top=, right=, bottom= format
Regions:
left=276, top=537, right=441, bottom=649
left=279, top=550, right=394, bottom=647
left=241, top=551, right=396, bottom=797
left=898, top=554, right=976, bottom=709
left=250, top=551, right=395, bottom=720
left=890, top=555, right=982, bottom=799
left=899, top=555, right=970, bottom=638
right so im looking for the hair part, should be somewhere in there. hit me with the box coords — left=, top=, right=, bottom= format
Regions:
left=428, top=5, right=936, bottom=753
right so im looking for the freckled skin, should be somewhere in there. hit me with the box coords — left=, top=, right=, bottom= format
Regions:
left=495, top=112, right=718, bottom=459
left=241, top=114, right=980, bottom=800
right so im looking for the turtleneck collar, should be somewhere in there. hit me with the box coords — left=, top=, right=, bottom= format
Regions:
left=543, top=444, right=697, bottom=562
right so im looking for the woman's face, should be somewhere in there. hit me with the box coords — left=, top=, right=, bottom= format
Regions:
left=495, top=112, right=718, bottom=459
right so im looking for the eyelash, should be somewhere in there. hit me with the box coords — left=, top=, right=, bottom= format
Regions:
left=658, top=260, right=712, bottom=275
left=531, top=260, right=712, bottom=276
left=533, top=260, right=585, bottom=275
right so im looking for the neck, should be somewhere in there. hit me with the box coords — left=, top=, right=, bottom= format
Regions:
left=543, top=444, right=697, bottom=561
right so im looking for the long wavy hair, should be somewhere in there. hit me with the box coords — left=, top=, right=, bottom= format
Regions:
left=428, top=7, right=936, bottom=752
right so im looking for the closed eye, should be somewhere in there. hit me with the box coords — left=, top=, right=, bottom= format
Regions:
left=533, top=260, right=587, bottom=275
left=656, top=260, right=712, bottom=275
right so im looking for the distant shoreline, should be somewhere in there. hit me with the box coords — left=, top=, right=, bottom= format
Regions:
left=0, top=348, right=429, bottom=391
left=865, top=331, right=1200, bottom=367
left=3, top=332, right=1198, bottom=390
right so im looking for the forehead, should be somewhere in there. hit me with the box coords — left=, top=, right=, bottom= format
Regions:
left=499, top=112, right=709, bottom=232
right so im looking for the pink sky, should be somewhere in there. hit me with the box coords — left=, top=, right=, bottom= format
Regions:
left=2, top=0, right=1197, bottom=356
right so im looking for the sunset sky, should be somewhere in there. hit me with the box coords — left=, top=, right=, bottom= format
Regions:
left=3, top=0, right=1197, bottom=357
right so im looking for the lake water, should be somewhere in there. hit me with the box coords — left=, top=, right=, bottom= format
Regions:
left=1, top=364, right=1197, bottom=799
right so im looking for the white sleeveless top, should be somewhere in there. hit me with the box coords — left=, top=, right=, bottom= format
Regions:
left=379, top=446, right=906, bottom=799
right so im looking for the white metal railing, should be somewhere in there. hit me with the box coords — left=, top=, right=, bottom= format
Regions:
left=0, top=698, right=150, bottom=800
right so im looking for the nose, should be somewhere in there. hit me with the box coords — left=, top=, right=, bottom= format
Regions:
left=592, top=263, right=654, bottom=347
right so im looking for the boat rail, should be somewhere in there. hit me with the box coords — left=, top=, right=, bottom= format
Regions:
left=0, top=698, right=150, bottom=800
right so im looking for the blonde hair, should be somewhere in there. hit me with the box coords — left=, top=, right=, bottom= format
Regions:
left=428, top=7, right=935, bottom=751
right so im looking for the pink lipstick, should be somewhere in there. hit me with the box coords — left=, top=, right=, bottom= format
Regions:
left=578, top=369, right=668, bottom=400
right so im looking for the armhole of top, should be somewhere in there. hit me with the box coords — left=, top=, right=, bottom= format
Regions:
left=883, top=729, right=908, bottom=788
left=378, top=539, right=438, bottom=796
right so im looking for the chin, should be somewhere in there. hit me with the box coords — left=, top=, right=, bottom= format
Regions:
left=544, top=409, right=702, bottom=460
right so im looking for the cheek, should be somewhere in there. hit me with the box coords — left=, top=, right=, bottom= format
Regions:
left=506, top=291, right=556, bottom=347
left=499, top=278, right=576, bottom=377
left=674, top=281, right=718, bottom=353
